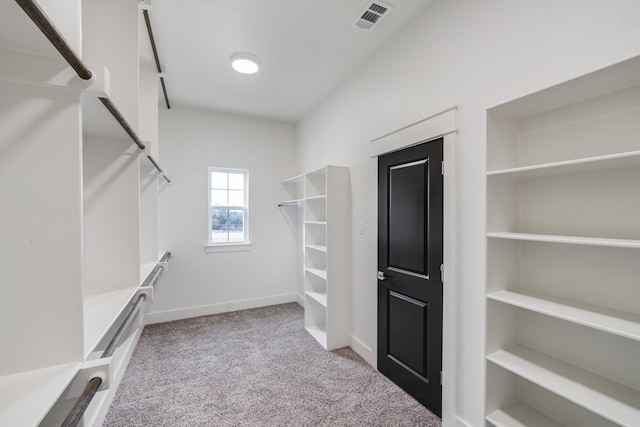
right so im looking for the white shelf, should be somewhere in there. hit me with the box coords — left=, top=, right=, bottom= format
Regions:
left=488, top=289, right=640, bottom=341
left=305, top=244, right=327, bottom=253
left=487, top=150, right=640, bottom=179
left=487, top=232, right=640, bottom=249
left=0, top=362, right=81, bottom=427
left=305, top=326, right=327, bottom=347
left=83, top=286, right=139, bottom=357
left=305, top=268, right=327, bottom=280
left=280, top=173, right=305, bottom=185
left=487, top=346, right=640, bottom=427
left=306, top=291, right=327, bottom=307
left=487, top=401, right=565, bottom=427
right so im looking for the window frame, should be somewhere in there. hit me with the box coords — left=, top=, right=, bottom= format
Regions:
left=207, top=167, right=250, bottom=247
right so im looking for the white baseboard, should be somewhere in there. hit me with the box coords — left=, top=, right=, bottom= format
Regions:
left=350, top=334, right=375, bottom=367
left=296, top=292, right=304, bottom=307
left=145, top=293, right=299, bottom=325
left=452, top=415, right=471, bottom=427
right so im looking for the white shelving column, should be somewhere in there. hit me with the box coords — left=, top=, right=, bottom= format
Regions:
left=0, top=1, right=168, bottom=425
left=303, top=166, right=350, bottom=350
left=0, top=2, right=85, bottom=426
left=485, top=56, right=640, bottom=427
left=281, top=166, right=350, bottom=350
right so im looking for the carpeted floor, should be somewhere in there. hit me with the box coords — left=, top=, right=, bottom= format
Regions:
left=103, top=303, right=441, bottom=426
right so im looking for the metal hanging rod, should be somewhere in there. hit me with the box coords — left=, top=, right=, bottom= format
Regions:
left=278, top=201, right=300, bottom=207
left=60, top=377, right=103, bottom=427
left=142, top=9, right=170, bottom=109
left=143, top=265, right=164, bottom=288
left=62, top=252, right=171, bottom=426
left=61, top=293, right=147, bottom=427
left=15, top=0, right=147, bottom=152
left=142, top=252, right=171, bottom=288
left=15, top=0, right=92, bottom=80
left=99, top=97, right=146, bottom=150
left=159, top=251, right=172, bottom=263
left=146, top=155, right=172, bottom=183
left=102, top=293, right=147, bottom=358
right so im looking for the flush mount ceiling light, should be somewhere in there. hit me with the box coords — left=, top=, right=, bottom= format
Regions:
left=231, top=53, right=260, bottom=74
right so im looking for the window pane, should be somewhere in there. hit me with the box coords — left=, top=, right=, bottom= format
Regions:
left=211, top=209, right=245, bottom=243
left=228, top=209, right=245, bottom=242
left=211, top=172, right=227, bottom=189
left=211, top=209, right=229, bottom=243
left=228, top=190, right=244, bottom=207
left=211, top=189, right=227, bottom=206
left=228, top=173, right=244, bottom=190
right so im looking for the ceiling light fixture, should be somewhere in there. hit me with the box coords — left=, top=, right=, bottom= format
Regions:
left=231, top=53, right=260, bottom=74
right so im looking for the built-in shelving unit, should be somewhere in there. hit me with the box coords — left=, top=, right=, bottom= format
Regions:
left=0, top=1, right=170, bottom=425
left=280, top=166, right=350, bottom=350
left=485, top=56, right=640, bottom=426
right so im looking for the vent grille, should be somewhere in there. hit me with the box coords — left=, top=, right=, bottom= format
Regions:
left=352, top=0, right=394, bottom=32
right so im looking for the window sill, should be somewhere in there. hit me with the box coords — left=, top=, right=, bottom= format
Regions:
left=204, top=242, right=253, bottom=253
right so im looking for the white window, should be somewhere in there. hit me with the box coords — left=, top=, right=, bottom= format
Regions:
left=208, top=167, right=249, bottom=245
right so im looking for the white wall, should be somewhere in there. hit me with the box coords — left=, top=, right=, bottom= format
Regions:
left=149, top=106, right=298, bottom=322
left=296, top=0, right=640, bottom=425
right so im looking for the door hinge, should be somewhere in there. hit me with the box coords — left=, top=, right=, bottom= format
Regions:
left=440, top=264, right=444, bottom=283
left=441, top=161, right=444, bottom=175
left=440, top=370, right=443, bottom=385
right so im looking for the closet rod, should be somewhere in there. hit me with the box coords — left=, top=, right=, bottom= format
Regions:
left=142, top=9, right=170, bottom=109
left=60, top=377, right=102, bottom=427
left=15, top=0, right=147, bottom=151
left=61, top=252, right=171, bottom=426
left=102, top=293, right=147, bottom=358
left=159, top=251, right=172, bottom=263
left=99, top=97, right=146, bottom=150
left=62, top=293, right=147, bottom=427
left=146, top=155, right=172, bottom=183
left=15, top=0, right=92, bottom=80
left=141, top=252, right=171, bottom=288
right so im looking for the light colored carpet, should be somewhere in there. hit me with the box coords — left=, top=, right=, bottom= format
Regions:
left=103, top=303, right=441, bottom=426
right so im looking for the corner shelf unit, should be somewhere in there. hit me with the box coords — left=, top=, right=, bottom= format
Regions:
left=280, top=166, right=350, bottom=350
left=485, top=56, right=640, bottom=427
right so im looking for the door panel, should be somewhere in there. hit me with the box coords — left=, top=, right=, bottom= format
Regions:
left=388, top=160, right=427, bottom=275
left=378, top=138, right=443, bottom=416
left=388, top=291, right=428, bottom=377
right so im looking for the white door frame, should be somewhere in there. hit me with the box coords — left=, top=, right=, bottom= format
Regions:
left=370, top=106, right=458, bottom=426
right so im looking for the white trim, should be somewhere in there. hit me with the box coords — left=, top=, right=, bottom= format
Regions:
left=452, top=416, right=472, bottom=427
left=145, top=293, right=298, bottom=325
left=350, top=334, right=375, bottom=367
left=296, top=293, right=305, bottom=307
left=370, top=106, right=458, bottom=158
left=204, top=242, right=253, bottom=253
left=372, top=106, right=458, bottom=143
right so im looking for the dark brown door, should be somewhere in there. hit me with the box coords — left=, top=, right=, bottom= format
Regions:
left=377, top=138, right=443, bottom=416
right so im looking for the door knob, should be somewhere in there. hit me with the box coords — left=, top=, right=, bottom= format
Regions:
left=377, top=271, right=386, bottom=281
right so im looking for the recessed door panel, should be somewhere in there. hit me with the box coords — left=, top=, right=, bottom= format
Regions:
left=389, top=160, right=428, bottom=276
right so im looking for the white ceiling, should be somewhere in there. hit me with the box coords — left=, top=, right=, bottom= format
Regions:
left=145, top=0, right=435, bottom=122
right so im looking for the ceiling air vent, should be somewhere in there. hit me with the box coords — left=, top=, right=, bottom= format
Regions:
left=352, top=0, right=394, bottom=32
